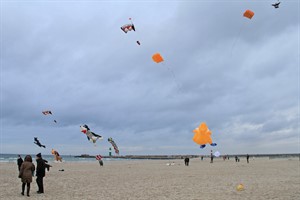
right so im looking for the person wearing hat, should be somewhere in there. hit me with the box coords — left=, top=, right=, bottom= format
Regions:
left=35, top=153, right=46, bottom=194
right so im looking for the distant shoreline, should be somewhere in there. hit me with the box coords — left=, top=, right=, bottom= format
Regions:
left=74, top=153, right=300, bottom=159
left=1, top=153, right=299, bottom=160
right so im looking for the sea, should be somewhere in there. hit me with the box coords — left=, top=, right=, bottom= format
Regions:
left=0, top=154, right=118, bottom=163
left=1, top=153, right=299, bottom=163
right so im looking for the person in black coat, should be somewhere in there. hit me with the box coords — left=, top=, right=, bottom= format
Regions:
left=184, top=157, right=190, bottom=166
left=17, top=155, right=23, bottom=171
left=36, top=153, right=46, bottom=194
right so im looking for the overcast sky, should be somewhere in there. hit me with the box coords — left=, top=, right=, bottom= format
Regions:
left=1, top=0, right=299, bottom=156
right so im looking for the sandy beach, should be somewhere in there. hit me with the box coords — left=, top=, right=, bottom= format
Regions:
left=0, top=157, right=299, bottom=200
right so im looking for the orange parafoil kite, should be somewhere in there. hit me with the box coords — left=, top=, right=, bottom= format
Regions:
left=193, top=122, right=217, bottom=148
left=152, top=53, right=164, bottom=63
left=243, top=10, right=254, bottom=19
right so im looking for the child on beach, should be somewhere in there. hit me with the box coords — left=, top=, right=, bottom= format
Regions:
left=18, top=155, right=35, bottom=197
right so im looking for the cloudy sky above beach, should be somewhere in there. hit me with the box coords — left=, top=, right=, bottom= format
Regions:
left=1, top=0, right=299, bottom=156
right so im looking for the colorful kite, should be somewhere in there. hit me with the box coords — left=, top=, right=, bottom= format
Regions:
left=108, top=137, right=119, bottom=155
left=121, top=18, right=140, bottom=46
left=42, top=110, right=52, bottom=115
left=51, top=149, right=62, bottom=162
left=96, top=154, right=102, bottom=160
left=34, top=137, right=46, bottom=148
left=42, top=110, right=57, bottom=123
left=121, top=24, right=135, bottom=33
left=192, top=122, right=217, bottom=149
left=80, top=124, right=103, bottom=143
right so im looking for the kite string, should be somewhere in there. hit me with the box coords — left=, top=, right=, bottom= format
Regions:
left=230, top=22, right=245, bottom=57
left=162, top=62, right=181, bottom=91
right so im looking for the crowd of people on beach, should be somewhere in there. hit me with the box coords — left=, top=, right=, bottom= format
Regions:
left=17, top=153, right=51, bottom=196
left=16, top=152, right=252, bottom=197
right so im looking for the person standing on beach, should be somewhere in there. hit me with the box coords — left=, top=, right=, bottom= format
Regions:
left=246, top=154, right=250, bottom=163
left=36, top=153, right=46, bottom=194
left=210, top=150, right=213, bottom=163
left=19, top=155, right=35, bottom=197
left=184, top=157, right=190, bottom=166
left=17, top=155, right=23, bottom=171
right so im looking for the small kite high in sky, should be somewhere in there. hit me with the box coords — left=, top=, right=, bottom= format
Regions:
left=192, top=122, right=217, bottom=149
left=121, top=18, right=140, bottom=45
left=42, top=110, right=57, bottom=123
left=272, top=1, right=280, bottom=9
left=42, top=110, right=52, bottom=115
left=152, top=53, right=164, bottom=63
left=108, top=137, right=119, bottom=155
left=121, top=23, right=135, bottom=33
left=243, top=9, right=255, bottom=19
left=34, top=137, right=46, bottom=148
left=80, top=124, right=103, bottom=144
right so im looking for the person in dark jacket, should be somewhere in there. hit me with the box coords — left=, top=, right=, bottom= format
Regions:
left=17, top=155, right=23, bottom=171
left=36, top=153, right=46, bottom=194
left=19, top=155, right=35, bottom=196
left=184, top=157, right=190, bottom=166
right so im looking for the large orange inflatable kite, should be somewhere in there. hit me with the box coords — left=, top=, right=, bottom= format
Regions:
left=193, top=122, right=217, bottom=149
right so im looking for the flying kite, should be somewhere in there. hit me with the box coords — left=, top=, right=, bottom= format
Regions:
left=42, top=110, right=52, bottom=115
left=243, top=10, right=255, bottom=19
left=192, top=122, right=217, bottom=149
left=230, top=9, right=255, bottom=56
left=96, top=154, right=103, bottom=166
left=272, top=1, right=280, bottom=8
left=34, top=137, right=46, bottom=148
left=42, top=110, right=57, bottom=123
left=80, top=124, right=103, bottom=143
left=152, top=53, right=164, bottom=63
left=214, top=151, right=221, bottom=158
left=152, top=53, right=181, bottom=89
left=108, top=137, right=119, bottom=155
left=121, top=24, right=135, bottom=33
left=51, top=149, right=62, bottom=162
left=121, top=18, right=140, bottom=46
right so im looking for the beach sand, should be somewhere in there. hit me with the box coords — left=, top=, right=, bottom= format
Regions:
left=0, top=157, right=299, bottom=200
